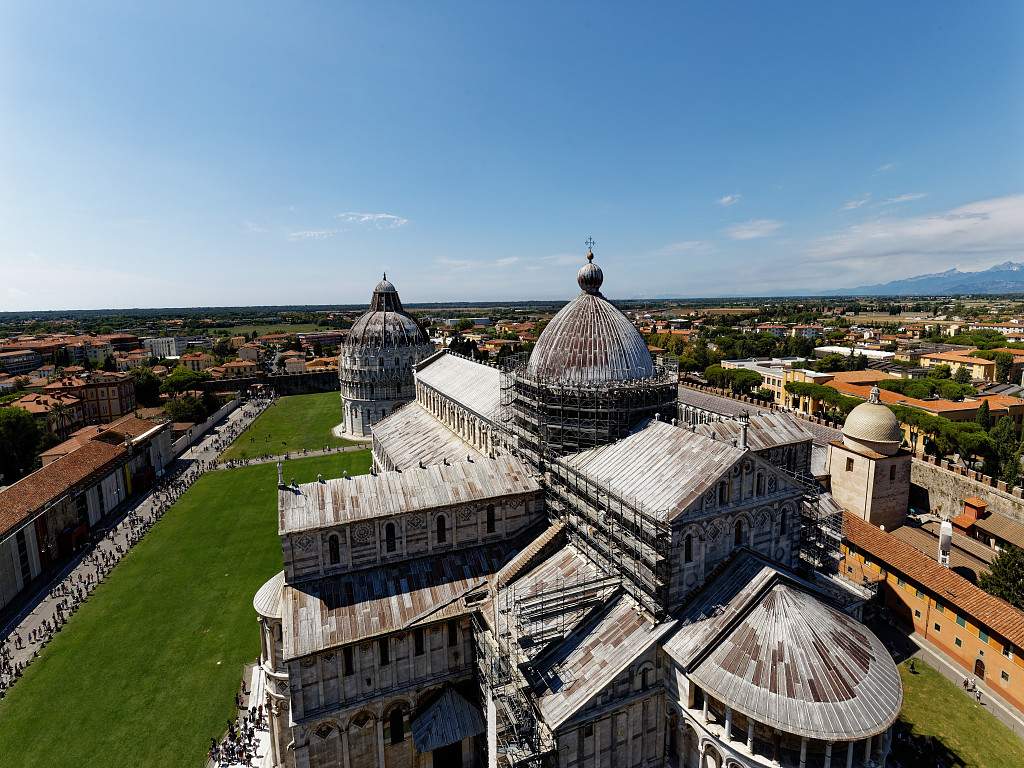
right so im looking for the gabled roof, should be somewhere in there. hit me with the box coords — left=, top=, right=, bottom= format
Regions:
left=411, top=686, right=486, bottom=752
left=282, top=540, right=518, bottom=659
left=558, top=419, right=749, bottom=522
left=971, top=511, right=1024, bottom=549
left=533, top=593, right=675, bottom=729
left=279, top=455, right=538, bottom=535
left=0, top=441, right=126, bottom=538
left=415, top=351, right=501, bottom=422
left=696, top=411, right=813, bottom=452
left=843, top=512, right=1024, bottom=649
left=371, top=401, right=482, bottom=470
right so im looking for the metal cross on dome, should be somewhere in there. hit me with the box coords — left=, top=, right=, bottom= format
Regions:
left=585, top=236, right=596, bottom=252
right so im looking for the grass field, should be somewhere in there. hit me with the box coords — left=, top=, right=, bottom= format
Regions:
left=0, top=451, right=371, bottom=768
left=210, top=323, right=322, bottom=336
left=220, top=392, right=357, bottom=461
left=894, top=659, right=1024, bottom=767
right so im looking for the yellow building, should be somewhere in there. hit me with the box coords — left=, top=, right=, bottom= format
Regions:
left=919, top=351, right=996, bottom=382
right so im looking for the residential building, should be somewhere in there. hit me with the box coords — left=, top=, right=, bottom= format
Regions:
left=842, top=512, right=1024, bottom=712
left=221, top=360, right=258, bottom=378
left=0, top=349, right=43, bottom=376
left=143, top=336, right=186, bottom=358
left=919, top=350, right=997, bottom=381
left=180, top=352, right=216, bottom=372
left=814, top=345, right=895, bottom=361
left=0, top=416, right=171, bottom=612
left=238, top=343, right=262, bottom=362
left=43, top=372, right=137, bottom=425
left=10, top=392, right=86, bottom=438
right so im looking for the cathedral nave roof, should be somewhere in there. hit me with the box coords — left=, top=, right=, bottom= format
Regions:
left=415, top=351, right=502, bottom=422
left=371, top=401, right=484, bottom=470
left=279, top=454, right=538, bottom=535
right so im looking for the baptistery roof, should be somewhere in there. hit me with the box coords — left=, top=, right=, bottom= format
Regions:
left=842, top=386, right=903, bottom=456
left=345, top=274, right=430, bottom=349
left=525, top=249, right=655, bottom=384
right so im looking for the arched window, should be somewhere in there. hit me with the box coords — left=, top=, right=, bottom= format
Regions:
left=684, top=534, right=693, bottom=564
left=780, top=509, right=787, bottom=535
left=384, top=522, right=397, bottom=553
left=718, top=481, right=729, bottom=506
left=388, top=707, right=404, bottom=744
left=328, top=534, right=340, bottom=565
left=734, top=519, right=745, bottom=547
left=436, top=515, right=447, bottom=544
left=486, top=505, right=496, bottom=534
left=755, top=472, right=765, bottom=496
left=640, top=666, right=650, bottom=691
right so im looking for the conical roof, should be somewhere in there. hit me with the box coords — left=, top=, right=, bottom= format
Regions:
left=525, top=249, right=654, bottom=384
left=345, top=274, right=429, bottom=349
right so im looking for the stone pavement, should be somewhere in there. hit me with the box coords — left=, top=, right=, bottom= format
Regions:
left=0, top=397, right=273, bottom=697
left=215, top=443, right=368, bottom=470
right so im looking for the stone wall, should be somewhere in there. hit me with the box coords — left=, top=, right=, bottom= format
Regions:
left=910, top=456, right=1024, bottom=525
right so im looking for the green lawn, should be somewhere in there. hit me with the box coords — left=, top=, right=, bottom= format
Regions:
left=0, top=451, right=371, bottom=768
left=894, top=659, right=1024, bottom=767
left=210, top=323, right=322, bottom=336
left=221, top=392, right=357, bottom=461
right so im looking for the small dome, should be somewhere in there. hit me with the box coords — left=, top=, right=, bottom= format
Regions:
left=843, top=386, right=902, bottom=456
left=374, top=275, right=398, bottom=294
left=526, top=249, right=654, bottom=384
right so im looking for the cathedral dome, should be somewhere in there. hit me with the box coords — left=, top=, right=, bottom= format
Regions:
left=345, top=274, right=430, bottom=349
left=842, top=386, right=902, bottom=456
left=525, top=249, right=654, bottom=385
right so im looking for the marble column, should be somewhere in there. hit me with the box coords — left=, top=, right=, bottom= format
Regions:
left=824, top=741, right=833, bottom=768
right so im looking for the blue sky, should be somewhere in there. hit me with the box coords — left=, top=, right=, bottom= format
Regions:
left=2, top=2, right=1022, bottom=310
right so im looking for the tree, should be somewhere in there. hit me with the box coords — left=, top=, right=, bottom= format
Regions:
left=164, top=395, right=207, bottom=424
left=0, top=407, right=43, bottom=483
left=455, top=319, right=474, bottom=333
left=755, top=387, right=776, bottom=402
left=704, top=365, right=728, bottom=388
left=975, top=400, right=991, bottom=431
left=931, top=363, right=952, bottom=380
left=728, top=368, right=763, bottom=395
left=994, top=351, right=1014, bottom=384
left=131, top=367, right=162, bottom=407
left=980, top=546, right=1024, bottom=610
left=953, top=365, right=972, bottom=385
left=160, top=366, right=209, bottom=396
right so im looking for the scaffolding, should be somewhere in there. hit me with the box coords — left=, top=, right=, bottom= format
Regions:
left=499, top=354, right=677, bottom=463
left=774, top=464, right=844, bottom=577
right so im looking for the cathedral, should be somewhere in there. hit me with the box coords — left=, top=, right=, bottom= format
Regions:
left=254, top=248, right=903, bottom=768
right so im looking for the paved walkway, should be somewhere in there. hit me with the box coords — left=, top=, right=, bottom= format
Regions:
left=214, top=443, right=368, bottom=470
left=0, top=397, right=273, bottom=697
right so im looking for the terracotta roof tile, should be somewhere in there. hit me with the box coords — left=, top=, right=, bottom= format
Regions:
left=843, top=512, right=1024, bottom=649
left=0, top=441, right=126, bottom=537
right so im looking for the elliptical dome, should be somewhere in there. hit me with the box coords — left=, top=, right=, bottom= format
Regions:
left=345, top=274, right=429, bottom=349
left=525, top=249, right=655, bottom=385
left=842, top=386, right=903, bottom=456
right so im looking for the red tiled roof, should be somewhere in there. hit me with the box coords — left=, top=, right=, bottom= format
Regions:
left=843, top=512, right=1024, bottom=648
left=0, top=441, right=126, bottom=537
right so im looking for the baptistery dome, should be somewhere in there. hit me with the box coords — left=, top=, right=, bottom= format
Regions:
left=526, top=250, right=655, bottom=384
left=346, top=276, right=430, bottom=348
left=338, top=275, right=434, bottom=438
left=842, top=386, right=903, bottom=456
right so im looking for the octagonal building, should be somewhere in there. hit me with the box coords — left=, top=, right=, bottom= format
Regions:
left=338, top=275, right=434, bottom=438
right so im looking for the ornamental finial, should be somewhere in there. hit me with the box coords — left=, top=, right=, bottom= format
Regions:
left=585, top=236, right=596, bottom=262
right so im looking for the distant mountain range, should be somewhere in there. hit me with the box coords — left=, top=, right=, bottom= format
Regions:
left=837, top=261, right=1024, bottom=296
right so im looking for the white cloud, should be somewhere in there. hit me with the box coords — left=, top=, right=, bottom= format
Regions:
left=717, top=194, right=742, bottom=207
left=882, top=192, right=927, bottom=204
left=495, top=256, right=520, bottom=267
left=725, top=219, right=783, bottom=240
left=288, top=229, right=338, bottom=241
left=242, top=220, right=269, bottom=234
left=875, top=162, right=896, bottom=173
left=807, top=194, right=1024, bottom=264
left=841, top=194, right=871, bottom=211
left=653, top=240, right=713, bottom=257
left=436, top=257, right=475, bottom=271
left=335, top=211, right=409, bottom=229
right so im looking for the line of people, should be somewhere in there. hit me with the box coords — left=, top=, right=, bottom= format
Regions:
left=0, top=395, right=275, bottom=699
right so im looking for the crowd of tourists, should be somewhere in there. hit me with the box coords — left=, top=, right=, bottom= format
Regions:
left=208, top=692, right=267, bottom=767
left=218, top=441, right=355, bottom=469
left=0, top=394, right=274, bottom=700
